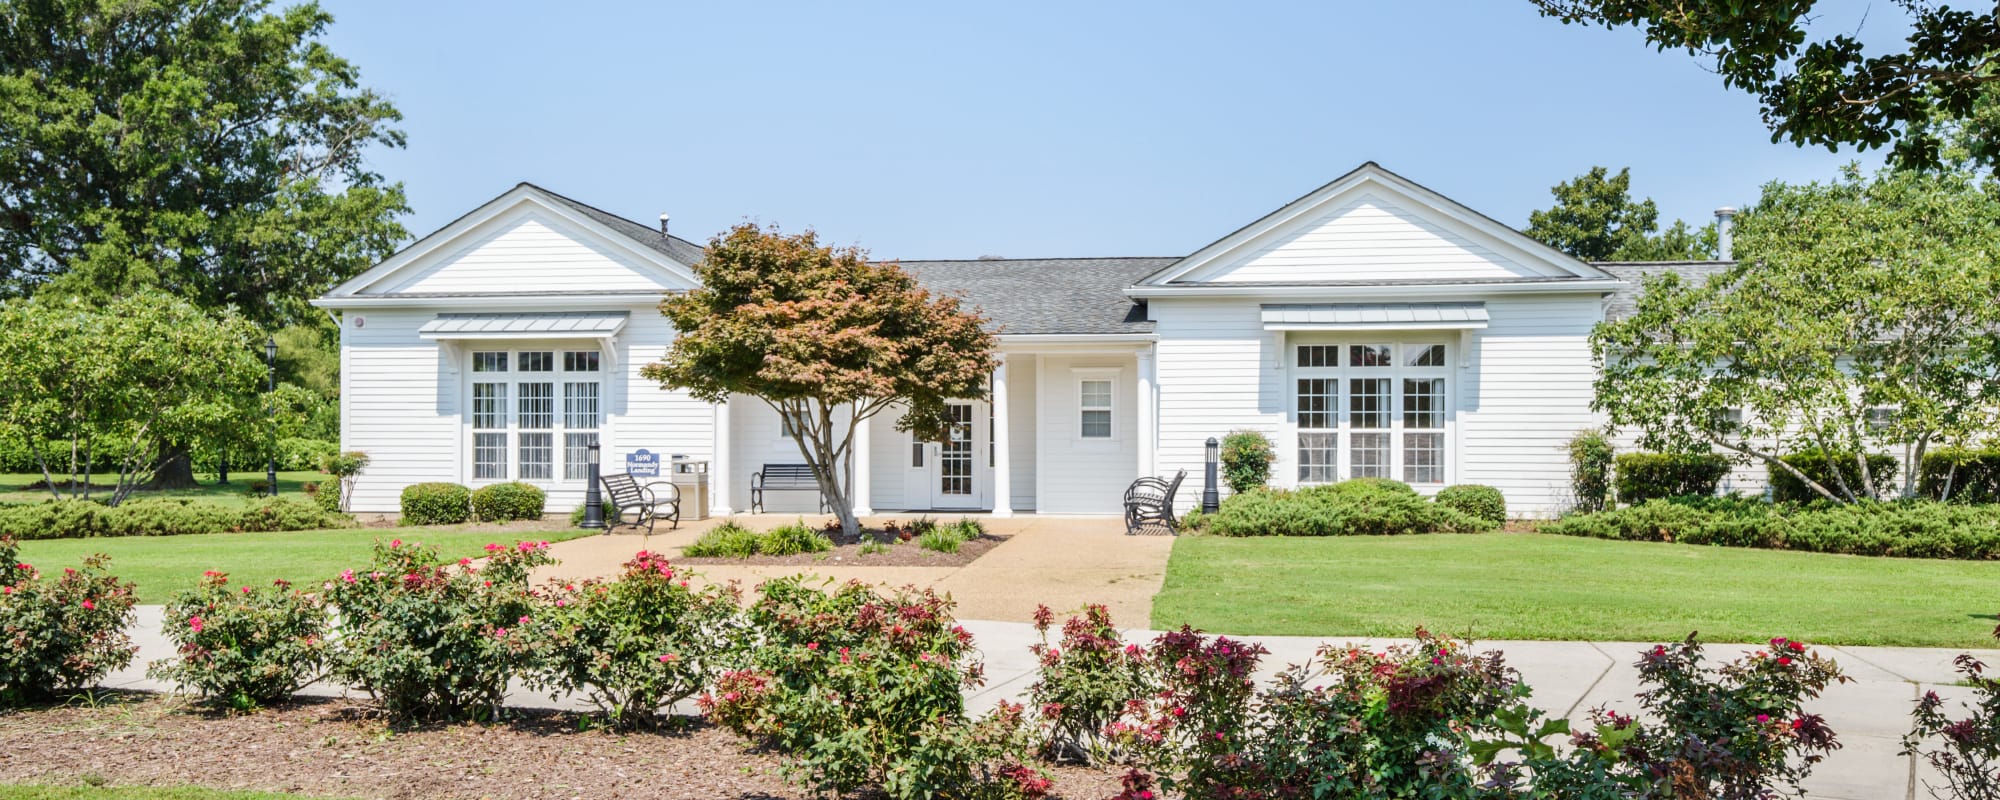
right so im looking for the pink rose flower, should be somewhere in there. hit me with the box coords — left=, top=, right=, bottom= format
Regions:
left=189, top=616, right=204, bottom=633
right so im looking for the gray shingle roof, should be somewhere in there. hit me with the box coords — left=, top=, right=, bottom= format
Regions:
left=1595, top=261, right=1736, bottom=321
left=896, top=257, right=1175, bottom=335
left=526, top=183, right=709, bottom=267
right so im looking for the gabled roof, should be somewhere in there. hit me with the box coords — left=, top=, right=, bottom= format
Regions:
left=1136, top=162, right=1620, bottom=290
left=317, top=183, right=706, bottom=304
left=897, top=257, right=1172, bottom=335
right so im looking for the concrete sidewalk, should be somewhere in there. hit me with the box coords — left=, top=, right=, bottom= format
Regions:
left=100, top=608, right=1988, bottom=800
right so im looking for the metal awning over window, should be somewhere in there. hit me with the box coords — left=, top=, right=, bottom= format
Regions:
left=418, top=312, right=629, bottom=340
left=1259, top=302, right=1488, bottom=331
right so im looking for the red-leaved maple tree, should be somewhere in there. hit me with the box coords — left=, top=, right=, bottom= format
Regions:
left=642, top=223, right=997, bottom=537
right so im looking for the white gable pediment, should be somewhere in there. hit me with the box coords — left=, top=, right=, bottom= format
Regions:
left=1143, top=163, right=1614, bottom=288
left=324, top=185, right=699, bottom=300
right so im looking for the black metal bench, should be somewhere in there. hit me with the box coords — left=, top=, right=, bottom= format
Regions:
left=751, top=464, right=826, bottom=514
left=1123, top=469, right=1187, bottom=535
left=599, top=472, right=680, bottom=533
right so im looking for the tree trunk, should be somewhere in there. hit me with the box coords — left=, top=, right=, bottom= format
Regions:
left=148, top=442, right=200, bottom=490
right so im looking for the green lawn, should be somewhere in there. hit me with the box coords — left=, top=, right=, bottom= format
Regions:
left=1153, top=532, right=2000, bottom=648
left=15, top=525, right=596, bottom=602
left=0, top=471, right=325, bottom=508
left=0, top=787, right=340, bottom=800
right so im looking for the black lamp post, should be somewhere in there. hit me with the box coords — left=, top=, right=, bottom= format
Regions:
left=264, top=336, right=278, bottom=497
left=1202, top=436, right=1220, bottom=513
left=582, top=442, right=606, bottom=529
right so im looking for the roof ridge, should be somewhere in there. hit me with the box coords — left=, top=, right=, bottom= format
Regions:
left=894, top=255, right=1181, bottom=264
left=517, top=181, right=708, bottom=253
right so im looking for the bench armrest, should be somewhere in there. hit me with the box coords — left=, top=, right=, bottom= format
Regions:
left=643, top=481, right=681, bottom=503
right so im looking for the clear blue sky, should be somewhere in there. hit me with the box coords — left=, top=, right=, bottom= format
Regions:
left=320, top=1, right=1904, bottom=260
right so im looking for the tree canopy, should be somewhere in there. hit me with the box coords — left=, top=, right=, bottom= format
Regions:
left=0, top=0, right=409, bottom=327
left=0, top=293, right=268, bottom=504
left=1525, top=167, right=1718, bottom=261
left=1532, top=1, right=2000, bottom=170
left=642, top=223, right=998, bottom=536
left=1591, top=165, right=2000, bottom=501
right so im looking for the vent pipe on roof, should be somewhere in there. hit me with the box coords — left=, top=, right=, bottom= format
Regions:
left=1714, top=207, right=1737, bottom=261
left=658, top=213, right=670, bottom=236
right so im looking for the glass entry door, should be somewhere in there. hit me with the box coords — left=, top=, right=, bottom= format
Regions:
left=930, top=402, right=979, bottom=508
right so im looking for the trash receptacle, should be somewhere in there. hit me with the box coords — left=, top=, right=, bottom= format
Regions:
left=670, top=458, right=709, bottom=520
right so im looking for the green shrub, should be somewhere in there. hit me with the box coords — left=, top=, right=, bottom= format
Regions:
left=1567, top=430, right=1615, bottom=513
left=305, top=481, right=342, bottom=514
left=1543, top=498, right=2000, bottom=559
left=1614, top=452, right=1732, bottom=504
left=949, top=517, right=985, bottom=539
left=1435, top=484, right=1506, bottom=525
left=522, top=551, right=744, bottom=729
left=325, top=539, right=555, bottom=721
left=759, top=521, right=834, bottom=556
left=237, top=497, right=350, bottom=532
left=399, top=482, right=472, bottom=525
left=918, top=526, right=963, bottom=553
left=1178, top=508, right=1208, bottom=533
left=0, top=497, right=346, bottom=539
left=1919, top=447, right=2000, bottom=503
left=148, top=570, right=330, bottom=711
left=1769, top=449, right=1899, bottom=503
left=470, top=482, right=547, bottom=521
left=1220, top=430, right=1276, bottom=495
left=568, top=500, right=617, bottom=528
left=683, top=522, right=761, bottom=558
left=1029, top=604, right=1151, bottom=765
left=1206, top=484, right=1494, bottom=537
left=273, top=437, right=337, bottom=472
left=0, top=538, right=139, bottom=704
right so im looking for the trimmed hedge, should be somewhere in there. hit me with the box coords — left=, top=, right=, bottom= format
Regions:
left=0, top=497, right=350, bottom=540
left=1769, top=450, right=1899, bottom=503
left=1919, top=448, right=2000, bottom=504
left=400, top=482, right=472, bottom=526
left=1206, top=478, right=1495, bottom=537
left=1614, top=452, right=1732, bottom=504
left=471, top=482, right=546, bottom=521
left=1543, top=497, right=2000, bottom=560
left=1435, top=484, right=1506, bottom=525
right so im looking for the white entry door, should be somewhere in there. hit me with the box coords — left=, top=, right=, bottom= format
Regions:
left=924, top=401, right=983, bottom=510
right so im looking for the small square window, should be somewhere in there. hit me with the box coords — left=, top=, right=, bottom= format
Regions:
left=1350, top=345, right=1393, bottom=367
left=1865, top=407, right=1896, bottom=433
left=1079, top=379, right=1113, bottom=439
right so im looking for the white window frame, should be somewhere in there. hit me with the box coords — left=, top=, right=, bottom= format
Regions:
left=1288, top=339, right=1453, bottom=487
left=1073, top=368, right=1120, bottom=442
left=466, top=347, right=602, bottom=486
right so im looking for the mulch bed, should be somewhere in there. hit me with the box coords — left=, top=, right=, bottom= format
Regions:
left=675, top=531, right=1010, bottom=568
left=0, top=694, right=1124, bottom=799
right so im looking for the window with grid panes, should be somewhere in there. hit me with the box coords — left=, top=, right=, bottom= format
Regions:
left=1292, top=341, right=1451, bottom=485
left=467, top=348, right=601, bottom=483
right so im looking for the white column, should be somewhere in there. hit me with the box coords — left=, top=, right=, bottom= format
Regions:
left=712, top=398, right=734, bottom=515
left=991, top=355, right=1012, bottom=517
left=1137, top=347, right=1157, bottom=479
left=852, top=412, right=874, bottom=516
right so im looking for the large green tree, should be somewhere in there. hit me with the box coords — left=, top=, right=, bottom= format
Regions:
left=1526, top=167, right=1718, bottom=261
left=1592, top=165, right=2000, bottom=502
left=1532, top=1, right=2000, bottom=170
left=0, top=0, right=409, bottom=326
left=0, top=293, right=267, bottom=505
left=643, top=223, right=998, bottom=537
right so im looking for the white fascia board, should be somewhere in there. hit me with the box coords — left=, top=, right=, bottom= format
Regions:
left=1263, top=321, right=1489, bottom=332
left=1126, top=280, right=1625, bottom=300
left=998, top=333, right=1158, bottom=343
left=311, top=293, right=671, bottom=310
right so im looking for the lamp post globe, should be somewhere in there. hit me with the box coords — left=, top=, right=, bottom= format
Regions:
left=264, top=336, right=278, bottom=497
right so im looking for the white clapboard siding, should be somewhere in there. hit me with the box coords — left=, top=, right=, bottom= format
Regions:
left=1008, top=355, right=1039, bottom=512
left=341, top=310, right=461, bottom=513
left=1152, top=298, right=1287, bottom=513
left=1455, top=295, right=1605, bottom=516
left=1180, top=193, right=1566, bottom=284
left=1035, top=354, right=1138, bottom=514
left=729, top=399, right=857, bottom=515
left=602, top=311, right=717, bottom=513
left=380, top=208, right=679, bottom=295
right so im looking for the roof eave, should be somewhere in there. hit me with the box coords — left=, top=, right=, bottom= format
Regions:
left=1126, top=280, right=1627, bottom=300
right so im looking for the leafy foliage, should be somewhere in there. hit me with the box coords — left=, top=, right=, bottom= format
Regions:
left=1920, top=448, right=2000, bottom=504
left=757, top=520, right=836, bottom=556
left=470, top=482, right=546, bottom=522
left=0, top=293, right=267, bottom=505
left=1613, top=452, right=1732, bottom=504
left=0, top=537, right=138, bottom=704
left=1027, top=604, right=1150, bottom=765
left=1768, top=450, right=1900, bottom=505
left=398, top=482, right=471, bottom=526
left=1568, top=430, right=1616, bottom=513
left=324, top=539, right=555, bottom=722
left=1525, top=166, right=1717, bottom=260
left=0, top=497, right=348, bottom=539
left=1593, top=166, right=2000, bottom=502
left=521, top=551, right=743, bottom=729
left=148, top=570, right=329, bottom=711
left=0, top=0, right=409, bottom=324
left=681, top=522, right=765, bottom=558
left=643, top=223, right=997, bottom=538
left=1218, top=430, right=1275, bottom=495
left=1531, top=2, right=2000, bottom=171
left=1904, top=629, right=2000, bottom=800
left=1435, top=484, right=1507, bottom=525
left=1205, top=480, right=1495, bottom=537
left=1544, top=497, right=2000, bottom=560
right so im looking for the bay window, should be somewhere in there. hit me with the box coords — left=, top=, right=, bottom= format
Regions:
left=469, top=348, right=601, bottom=483
left=1293, top=341, right=1451, bottom=486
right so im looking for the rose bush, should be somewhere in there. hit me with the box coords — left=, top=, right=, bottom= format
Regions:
left=521, top=551, right=744, bottom=728
left=324, top=538, right=554, bottom=722
left=149, top=570, right=330, bottom=711
left=1903, top=625, right=2000, bottom=800
left=1026, top=603, right=1150, bottom=765
left=0, top=537, right=138, bottom=704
